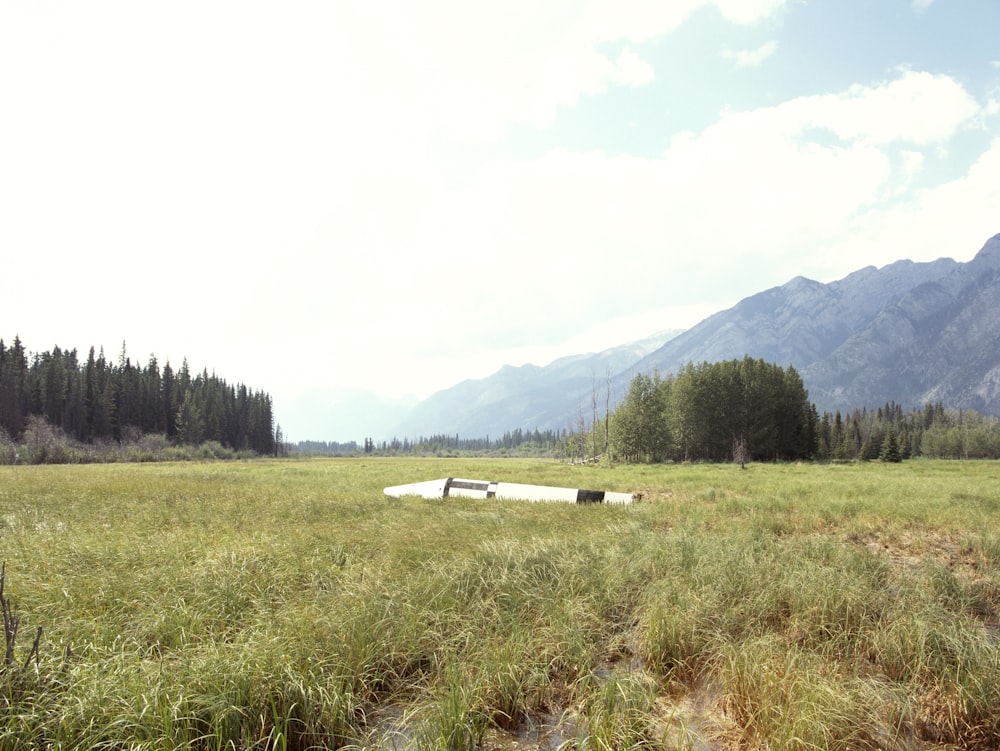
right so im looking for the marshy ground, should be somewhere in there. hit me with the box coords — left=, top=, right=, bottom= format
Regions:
left=1, top=458, right=998, bottom=749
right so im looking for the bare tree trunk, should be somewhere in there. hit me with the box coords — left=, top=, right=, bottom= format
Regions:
left=733, top=436, right=748, bottom=469
left=591, top=373, right=599, bottom=462
left=604, top=367, right=612, bottom=458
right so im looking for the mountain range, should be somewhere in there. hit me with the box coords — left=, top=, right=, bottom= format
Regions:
left=386, top=233, right=1000, bottom=440
left=392, top=329, right=681, bottom=439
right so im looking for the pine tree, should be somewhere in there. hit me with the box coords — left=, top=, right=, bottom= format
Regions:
left=162, top=362, right=176, bottom=438
left=879, top=426, right=902, bottom=463
left=176, top=391, right=204, bottom=445
left=0, top=337, right=29, bottom=439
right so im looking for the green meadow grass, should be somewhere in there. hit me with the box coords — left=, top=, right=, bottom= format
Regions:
left=0, top=458, right=998, bottom=749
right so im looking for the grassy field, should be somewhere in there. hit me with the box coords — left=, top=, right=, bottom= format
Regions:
left=0, top=457, right=998, bottom=750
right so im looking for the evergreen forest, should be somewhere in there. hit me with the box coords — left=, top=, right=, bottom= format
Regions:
left=601, top=357, right=1000, bottom=464
left=0, top=336, right=278, bottom=460
left=5, top=336, right=999, bottom=465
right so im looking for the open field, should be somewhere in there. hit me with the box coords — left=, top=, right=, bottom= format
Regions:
left=1, top=458, right=999, bottom=750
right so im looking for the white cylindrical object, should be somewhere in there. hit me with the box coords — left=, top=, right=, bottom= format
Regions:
left=383, top=478, right=634, bottom=504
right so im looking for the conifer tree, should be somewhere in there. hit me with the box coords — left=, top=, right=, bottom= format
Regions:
left=176, top=391, right=204, bottom=446
left=0, top=337, right=29, bottom=439
left=879, top=425, right=902, bottom=462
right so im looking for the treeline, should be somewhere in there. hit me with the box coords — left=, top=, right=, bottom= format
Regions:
left=606, top=357, right=813, bottom=463
left=294, top=357, right=1000, bottom=463
left=815, top=401, right=1000, bottom=461
left=292, top=428, right=565, bottom=457
left=0, top=336, right=278, bottom=457
left=597, top=356, right=1000, bottom=464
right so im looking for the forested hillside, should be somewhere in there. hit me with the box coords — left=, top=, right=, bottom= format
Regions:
left=0, top=337, right=277, bottom=455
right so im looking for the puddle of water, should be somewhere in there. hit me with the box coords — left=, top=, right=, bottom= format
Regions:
left=364, top=706, right=579, bottom=751
left=488, top=710, right=579, bottom=750
left=516, top=711, right=579, bottom=750
left=362, top=705, right=419, bottom=751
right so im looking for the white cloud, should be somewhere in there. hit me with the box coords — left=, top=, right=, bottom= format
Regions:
left=779, top=71, right=980, bottom=145
left=366, top=70, right=988, bottom=395
left=423, top=70, right=986, bottom=324
left=611, top=48, right=656, bottom=86
left=722, top=40, right=779, bottom=69
left=713, top=0, right=790, bottom=25
left=581, top=0, right=790, bottom=43
left=898, top=150, right=926, bottom=187
left=0, top=0, right=795, bottom=163
left=812, top=137, right=1000, bottom=276
left=514, top=46, right=656, bottom=130
left=388, top=71, right=973, bottom=342
left=2, top=1, right=996, bottom=427
left=473, top=0, right=789, bottom=134
left=911, top=0, right=936, bottom=13
left=410, top=0, right=793, bottom=136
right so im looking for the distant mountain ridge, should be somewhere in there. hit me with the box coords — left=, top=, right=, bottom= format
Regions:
left=803, top=235, right=1000, bottom=413
left=393, top=329, right=681, bottom=438
left=388, top=234, right=1000, bottom=439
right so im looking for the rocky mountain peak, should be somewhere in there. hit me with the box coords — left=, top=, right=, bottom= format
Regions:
left=971, top=233, right=1000, bottom=268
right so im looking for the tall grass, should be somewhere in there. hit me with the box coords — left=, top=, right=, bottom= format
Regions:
left=0, top=458, right=998, bottom=748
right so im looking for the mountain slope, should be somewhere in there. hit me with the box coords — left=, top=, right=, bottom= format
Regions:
left=628, top=235, right=1000, bottom=417
left=390, top=234, right=1000, bottom=438
left=804, top=234, right=1000, bottom=413
left=392, top=330, right=681, bottom=438
left=627, top=257, right=960, bottom=382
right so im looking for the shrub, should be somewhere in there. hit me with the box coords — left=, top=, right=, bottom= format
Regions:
left=197, top=441, right=234, bottom=461
left=122, top=433, right=172, bottom=463
left=0, top=427, right=15, bottom=465
left=19, top=416, right=75, bottom=464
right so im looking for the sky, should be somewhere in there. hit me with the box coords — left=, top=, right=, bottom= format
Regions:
left=2, top=0, right=999, bottom=441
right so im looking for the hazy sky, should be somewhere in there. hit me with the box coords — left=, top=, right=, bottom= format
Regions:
left=2, top=0, right=999, bottom=440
